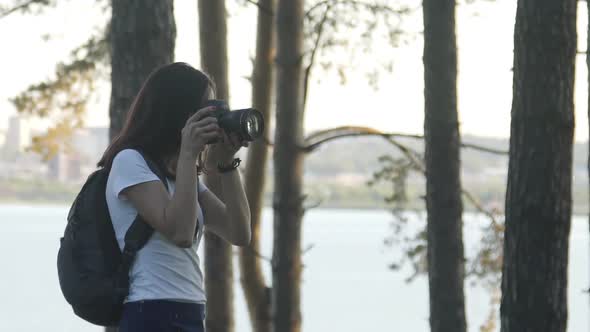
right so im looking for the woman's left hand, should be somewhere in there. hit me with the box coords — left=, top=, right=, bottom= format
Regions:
left=205, top=130, right=249, bottom=169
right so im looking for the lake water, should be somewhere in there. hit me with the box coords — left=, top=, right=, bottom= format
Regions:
left=0, top=204, right=588, bottom=332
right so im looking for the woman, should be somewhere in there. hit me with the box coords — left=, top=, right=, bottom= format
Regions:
left=97, top=62, right=251, bottom=331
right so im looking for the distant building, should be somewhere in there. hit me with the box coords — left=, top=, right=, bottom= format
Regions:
left=71, top=127, right=109, bottom=165
left=46, top=126, right=108, bottom=183
left=47, top=152, right=83, bottom=183
left=4, top=115, right=30, bottom=155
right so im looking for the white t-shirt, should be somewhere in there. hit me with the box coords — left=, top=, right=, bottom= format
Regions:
left=105, top=149, right=207, bottom=304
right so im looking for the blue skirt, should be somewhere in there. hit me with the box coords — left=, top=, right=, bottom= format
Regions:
left=119, top=299, right=206, bottom=332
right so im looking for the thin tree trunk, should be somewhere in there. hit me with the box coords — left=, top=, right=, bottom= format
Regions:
left=239, top=1, right=275, bottom=332
left=422, top=0, right=466, bottom=331
left=197, top=1, right=234, bottom=332
left=500, top=1, right=576, bottom=332
left=272, top=1, right=305, bottom=332
left=106, top=1, right=175, bottom=331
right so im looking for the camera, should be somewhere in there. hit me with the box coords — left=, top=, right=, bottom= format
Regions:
left=204, top=99, right=264, bottom=143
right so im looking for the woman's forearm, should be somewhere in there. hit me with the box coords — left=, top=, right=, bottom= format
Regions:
left=207, top=169, right=251, bottom=244
left=221, top=170, right=251, bottom=242
left=165, top=152, right=199, bottom=246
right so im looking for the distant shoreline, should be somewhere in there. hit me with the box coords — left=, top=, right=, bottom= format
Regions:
left=0, top=198, right=390, bottom=210
left=2, top=199, right=588, bottom=218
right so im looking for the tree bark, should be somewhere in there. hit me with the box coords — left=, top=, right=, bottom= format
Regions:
left=197, top=1, right=234, bottom=332
left=500, top=1, right=576, bottom=332
left=272, top=1, right=305, bottom=332
left=107, top=1, right=175, bottom=331
left=239, top=1, right=275, bottom=332
left=108, top=0, right=176, bottom=141
left=422, top=0, right=466, bottom=332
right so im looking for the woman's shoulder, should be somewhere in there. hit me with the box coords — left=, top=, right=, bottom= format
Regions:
left=113, top=148, right=143, bottom=163
left=112, top=149, right=146, bottom=168
left=107, top=148, right=159, bottom=197
left=110, top=148, right=151, bottom=175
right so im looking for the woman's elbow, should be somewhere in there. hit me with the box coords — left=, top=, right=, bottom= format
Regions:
left=172, top=234, right=194, bottom=248
left=158, top=208, right=194, bottom=248
left=231, top=219, right=251, bottom=246
left=169, top=226, right=194, bottom=248
left=175, top=239, right=194, bottom=248
left=232, top=232, right=251, bottom=247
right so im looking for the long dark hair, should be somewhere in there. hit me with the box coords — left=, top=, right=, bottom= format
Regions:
left=98, top=62, right=214, bottom=175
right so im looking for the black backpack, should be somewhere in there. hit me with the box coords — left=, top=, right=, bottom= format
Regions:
left=57, top=151, right=167, bottom=327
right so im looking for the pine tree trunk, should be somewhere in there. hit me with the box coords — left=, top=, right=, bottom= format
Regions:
left=239, top=1, right=275, bottom=332
left=106, top=1, right=175, bottom=332
left=422, top=0, right=466, bottom=331
left=108, top=0, right=176, bottom=141
left=197, top=1, right=234, bottom=332
left=272, top=1, right=304, bottom=332
left=500, top=1, right=576, bottom=332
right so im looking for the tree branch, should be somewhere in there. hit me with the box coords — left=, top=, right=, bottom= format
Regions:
left=459, top=142, right=508, bottom=155
left=378, top=135, right=502, bottom=227
left=461, top=186, right=502, bottom=228
left=305, top=0, right=410, bottom=19
left=263, top=125, right=505, bottom=226
left=302, top=244, right=315, bottom=255
left=303, top=196, right=324, bottom=211
left=303, top=2, right=332, bottom=109
left=10, top=32, right=108, bottom=160
left=302, top=126, right=508, bottom=155
left=303, top=126, right=504, bottom=226
left=244, top=0, right=274, bottom=16
left=0, top=0, right=50, bottom=19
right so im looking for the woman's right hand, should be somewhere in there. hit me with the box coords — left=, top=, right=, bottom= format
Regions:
left=180, top=106, right=221, bottom=159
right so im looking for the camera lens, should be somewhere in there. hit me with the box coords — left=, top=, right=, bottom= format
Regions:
left=203, top=100, right=264, bottom=142
left=245, top=112, right=262, bottom=138
left=241, top=109, right=264, bottom=140
left=246, top=118, right=254, bottom=135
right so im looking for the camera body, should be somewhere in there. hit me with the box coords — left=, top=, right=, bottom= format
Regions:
left=205, top=99, right=231, bottom=118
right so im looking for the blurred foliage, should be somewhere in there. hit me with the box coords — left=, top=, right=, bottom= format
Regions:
left=368, top=137, right=506, bottom=329
left=303, top=0, right=415, bottom=95
left=468, top=219, right=504, bottom=288
left=368, top=154, right=428, bottom=281
left=10, top=32, right=109, bottom=160
left=0, top=0, right=56, bottom=18
left=479, top=289, right=500, bottom=332
left=28, top=119, right=77, bottom=161
left=4, top=0, right=109, bottom=161
left=368, top=155, right=416, bottom=206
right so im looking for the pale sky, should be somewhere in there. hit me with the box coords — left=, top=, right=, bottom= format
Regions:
left=0, top=0, right=589, bottom=142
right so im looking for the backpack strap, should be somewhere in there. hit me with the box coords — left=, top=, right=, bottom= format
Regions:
left=119, top=150, right=169, bottom=274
